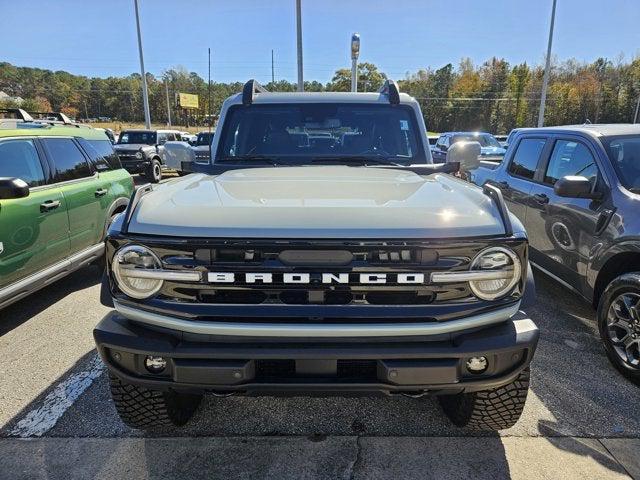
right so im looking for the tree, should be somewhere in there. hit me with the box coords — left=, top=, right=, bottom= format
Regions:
left=327, top=62, right=386, bottom=92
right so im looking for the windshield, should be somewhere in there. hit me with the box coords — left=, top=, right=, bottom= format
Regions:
left=196, top=132, right=213, bottom=146
left=452, top=133, right=501, bottom=148
left=216, top=103, right=425, bottom=164
left=118, top=131, right=156, bottom=145
left=602, top=135, right=640, bottom=191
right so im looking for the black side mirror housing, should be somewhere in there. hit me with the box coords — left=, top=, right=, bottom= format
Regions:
left=554, top=175, right=602, bottom=200
left=0, top=177, right=30, bottom=200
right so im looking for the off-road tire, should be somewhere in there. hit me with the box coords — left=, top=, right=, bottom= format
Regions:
left=597, top=273, right=640, bottom=386
left=109, top=374, right=202, bottom=429
left=145, top=158, right=162, bottom=183
left=438, top=367, right=530, bottom=431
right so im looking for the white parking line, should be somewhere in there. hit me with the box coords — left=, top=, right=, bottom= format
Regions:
left=9, top=354, right=104, bottom=438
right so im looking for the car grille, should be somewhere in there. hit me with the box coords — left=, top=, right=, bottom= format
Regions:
left=149, top=242, right=480, bottom=306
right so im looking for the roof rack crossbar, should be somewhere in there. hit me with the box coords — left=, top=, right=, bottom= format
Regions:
left=242, top=79, right=268, bottom=106
left=379, top=79, right=400, bottom=105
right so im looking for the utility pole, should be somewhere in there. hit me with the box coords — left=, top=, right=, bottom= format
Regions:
left=295, top=0, right=304, bottom=92
left=208, top=47, right=212, bottom=134
left=351, top=33, right=360, bottom=92
left=271, top=49, right=275, bottom=84
left=537, top=0, right=557, bottom=128
left=164, top=80, right=171, bottom=126
left=134, top=0, right=151, bottom=129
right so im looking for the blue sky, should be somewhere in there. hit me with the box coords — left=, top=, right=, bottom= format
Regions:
left=1, top=0, right=639, bottom=83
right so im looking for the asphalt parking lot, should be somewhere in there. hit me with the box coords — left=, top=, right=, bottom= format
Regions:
left=1, top=258, right=639, bottom=479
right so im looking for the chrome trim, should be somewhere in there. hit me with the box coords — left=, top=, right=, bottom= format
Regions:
left=431, top=270, right=512, bottom=283
left=0, top=243, right=104, bottom=308
left=118, top=268, right=201, bottom=282
left=113, top=300, right=520, bottom=338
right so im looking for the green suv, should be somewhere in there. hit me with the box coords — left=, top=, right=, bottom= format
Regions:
left=0, top=123, right=134, bottom=309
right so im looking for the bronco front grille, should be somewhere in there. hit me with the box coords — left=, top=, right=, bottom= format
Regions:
left=154, top=242, right=478, bottom=306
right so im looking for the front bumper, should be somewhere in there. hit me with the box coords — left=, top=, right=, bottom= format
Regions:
left=94, top=310, right=539, bottom=396
left=119, top=159, right=149, bottom=173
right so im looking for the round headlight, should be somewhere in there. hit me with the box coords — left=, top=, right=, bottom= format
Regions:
left=469, top=247, right=521, bottom=300
left=112, top=245, right=163, bottom=299
left=135, top=151, right=143, bottom=159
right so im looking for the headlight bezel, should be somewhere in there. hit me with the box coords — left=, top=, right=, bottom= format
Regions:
left=468, top=246, right=522, bottom=301
left=112, top=244, right=164, bottom=299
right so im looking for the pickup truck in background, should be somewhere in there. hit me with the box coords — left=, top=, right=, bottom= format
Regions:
left=469, top=124, right=640, bottom=385
left=432, top=132, right=506, bottom=164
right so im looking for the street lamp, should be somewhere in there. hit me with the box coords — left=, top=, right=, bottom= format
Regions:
left=134, top=0, right=151, bottom=129
left=351, top=33, right=360, bottom=92
left=538, top=0, right=557, bottom=127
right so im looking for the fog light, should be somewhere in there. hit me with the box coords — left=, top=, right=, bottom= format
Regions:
left=144, top=356, right=167, bottom=374
left=466, top=356, right=488, bottom=374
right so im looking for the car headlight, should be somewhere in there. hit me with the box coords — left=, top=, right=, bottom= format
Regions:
left=112, top=245, right=163, bottom=299
left=468, top=247, right=521, bottom=300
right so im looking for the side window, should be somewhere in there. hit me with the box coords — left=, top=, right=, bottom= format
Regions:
left=157, top=133, right=168, bottom=144
left=78, top=138, right=122, bottom=171
left=0, top=139, right=46, bottom=187
left=544, top=140, right=598, bottom=186
left=507, top=138, right=546, bottom=180
left=42, top=138, right=92, bottom=182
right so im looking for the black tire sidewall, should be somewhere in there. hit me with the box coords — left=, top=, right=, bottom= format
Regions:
left=147, top=158, right=162, bottom=183
left=597, top=273, right=640, bottom=383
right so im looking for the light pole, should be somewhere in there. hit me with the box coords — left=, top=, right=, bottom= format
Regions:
left=295, top=0, right=304, bottom=92
left=164, top=80, right=171, bottom=126
left=351, top=33, right=360, bottom=92
left=134, top=0, right=151, bottom=129
left=538, top=0, right=557, bottom=127
left=634, top=84, right=640, bottom=123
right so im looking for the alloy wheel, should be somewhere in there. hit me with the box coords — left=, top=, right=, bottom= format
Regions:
left=607, top=292, right=640, bottom=368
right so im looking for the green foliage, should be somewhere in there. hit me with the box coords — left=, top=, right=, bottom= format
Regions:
left=1, top=56, right=639, bottom=132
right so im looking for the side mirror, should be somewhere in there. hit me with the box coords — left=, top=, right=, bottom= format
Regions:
left=163, top=141, right=197, bottom=170
left=0, top=177, right=30, bottom=199
left=554, top=175, right=602, bottom=200
left=446, top=141, right=481, bottom=173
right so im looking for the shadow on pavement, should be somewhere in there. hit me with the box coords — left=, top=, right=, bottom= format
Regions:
left=0, top=265, right=101, bottom=337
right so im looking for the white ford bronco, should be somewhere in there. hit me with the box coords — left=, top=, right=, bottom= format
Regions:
left=95, top=80, right=538, bottom=431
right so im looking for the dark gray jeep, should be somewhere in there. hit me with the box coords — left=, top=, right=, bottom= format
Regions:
left=94, top=80, right=538, bottom=431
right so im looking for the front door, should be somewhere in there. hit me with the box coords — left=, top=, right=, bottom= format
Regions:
left=0, top=138, right=70, bottom=288
left=489, top=137, right=547, bottom=222
left=525, top=138, right=607, bottom=287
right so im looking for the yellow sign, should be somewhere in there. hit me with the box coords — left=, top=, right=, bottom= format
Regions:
left=177, top=93, right=199, bottom=109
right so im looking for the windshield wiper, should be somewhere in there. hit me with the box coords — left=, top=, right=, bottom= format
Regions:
left=310, top=156, right=405, bottom=167
left=217, top=155, right=285, bottom=166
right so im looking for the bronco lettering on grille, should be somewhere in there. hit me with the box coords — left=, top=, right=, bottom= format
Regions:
left=206, top=272, right=426, bottom=284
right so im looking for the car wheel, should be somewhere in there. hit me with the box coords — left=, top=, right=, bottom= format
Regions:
left=597, top=273, right=640, bottom=385
left=146, top=158, right=162, bottom=183
left=109, top=374, right=202, bottom=430
left=438, top=367, right=530, bottom=431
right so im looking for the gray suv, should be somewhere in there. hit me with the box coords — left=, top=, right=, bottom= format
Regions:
left=94, top=80, right=539, bottom=431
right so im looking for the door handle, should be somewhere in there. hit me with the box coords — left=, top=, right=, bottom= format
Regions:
left=40, top=200, right=61, bottom=212
left=95, top=188, right=108, bottom=197
left=533, top=193, right=549, bottom=204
